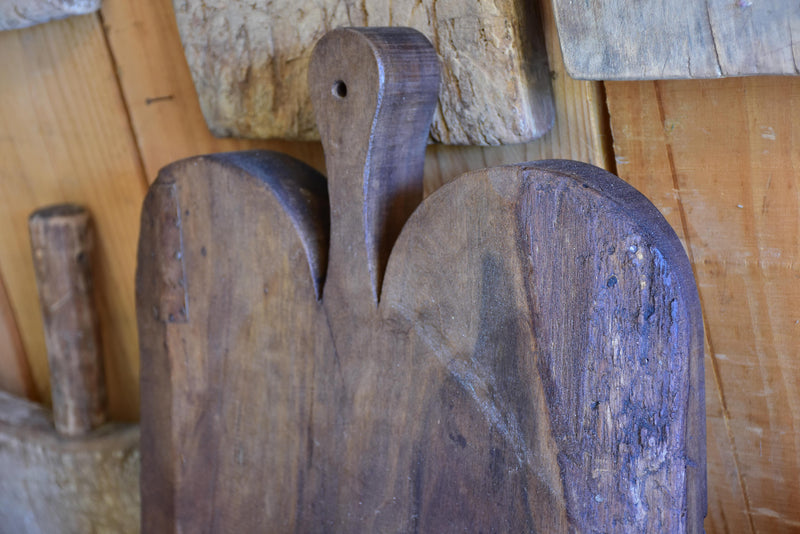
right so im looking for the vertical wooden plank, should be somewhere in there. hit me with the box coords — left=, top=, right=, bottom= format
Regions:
left=423, top=0, right=612, bottom=194
left=98, top=0, right=325, bottom=182
left=552, top=0, right=800, bottom=80
left=606, top=77, right=800, bottom=533
left=0, top=14, right=148, bottom=420
left=0, top=271, right=34, bottom=399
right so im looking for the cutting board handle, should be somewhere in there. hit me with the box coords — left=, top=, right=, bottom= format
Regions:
left=310, top=27, right=440, bottom=307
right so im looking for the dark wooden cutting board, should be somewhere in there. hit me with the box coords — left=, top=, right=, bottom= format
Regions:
left=137, top=27, right=705, bottom=532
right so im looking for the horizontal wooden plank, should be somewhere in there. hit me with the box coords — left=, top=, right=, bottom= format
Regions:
left=423, top=0, right=611, bottom=194
left=0, top=14, right=147, bottom=420
left=606, top=76, right=800, bottom=532
left=99, top=0, right=611, bottom=192
left=0, top=0, right=100, bottom=31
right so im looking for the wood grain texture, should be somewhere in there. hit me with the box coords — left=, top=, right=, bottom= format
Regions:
left=136, top=159, right=706, bottom=531
left=0, top=391, right=139, bottom=534
left=553, top=0, right=800, bottom=80
left=0, top=0, right=100, bottom=31
left=139, top=28, right=703, bottom=532
left=0, top=0, right=609, bottom=426
left=0, top=15, right=147, bottom=420
left=384, top=160, right=705, bottom=532
left=0, top=271, right=34, bottom=399
left=98, top=0, right=325, bottom=182
left=101, top=0, right=606, bottom=185
left=422, top=0, right=611, bottom=192
left=137, top=151, right=330, bottom=532
left=171, top=0, right=554, bottom=145
left=29, top=205, right=107, bottom=436
left=310, top=27, right=440, bottom=303
left=606, top=77, right=800, bottom=533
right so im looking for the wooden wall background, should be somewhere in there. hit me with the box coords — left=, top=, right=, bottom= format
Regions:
left=0, top=0, right=796, bottom=531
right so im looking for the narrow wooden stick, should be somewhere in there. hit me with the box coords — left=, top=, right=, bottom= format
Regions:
left=29, top=204, right=106, bottom=436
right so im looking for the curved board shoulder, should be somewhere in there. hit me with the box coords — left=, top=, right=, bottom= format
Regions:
left=384, top=159, right=705, bottom=532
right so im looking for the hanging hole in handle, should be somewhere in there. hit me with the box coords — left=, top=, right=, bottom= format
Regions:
left=332, top=80, right=347, bottom=99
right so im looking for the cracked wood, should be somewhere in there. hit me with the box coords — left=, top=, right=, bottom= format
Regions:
left=552, top=0, right=800, bottom=79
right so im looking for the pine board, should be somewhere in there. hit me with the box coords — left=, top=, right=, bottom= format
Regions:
left=606, top=77, right=800, bottom=533
left=0, top=0, right=608, bottom=419
left=0, top=14, right=146, bottom=420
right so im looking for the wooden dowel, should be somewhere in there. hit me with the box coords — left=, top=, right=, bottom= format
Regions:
left=0, top=0, right=101, bottom=31
left=29, top=204, right=107, bottom=436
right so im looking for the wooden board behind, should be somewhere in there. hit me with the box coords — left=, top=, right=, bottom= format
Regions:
left=171, top=0, right=555, bottom=145
left=422, top=0, right=611, bottom=191
left=0, top=0, right=608, bottom=419
left=138, top=154, right=706, bottom=532
left=0, top=14, right=146, bottom=420
left=606, top=77, right=800, bottom=533
left=100, top=0, right=609, bottom=184
left=0, top=0, right=101, bottom=31
left=101, top=0, right=608, bottom=185
left=554, top=0, right=800, bottom=80
left=98, top=0, right=326, bottom=182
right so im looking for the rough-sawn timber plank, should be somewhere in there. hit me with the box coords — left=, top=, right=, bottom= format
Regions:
left=172, top=0, right=554, bottom=145
left=553, top=0, right=800, bottom=79
left=0, top=15, right=147, bottom=419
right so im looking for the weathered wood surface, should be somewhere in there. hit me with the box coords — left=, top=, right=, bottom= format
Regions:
left=0, top=0, right=100, bottom=31
left=172, top=0, right=554, bottom=145
left=137, top=151, right=331, bottom=532
left=0, top=0, right=607, bottom=423
left=0, top=391, right=139, bottom=534
left=553, top=0, right=800, bottom=79
left=0, top=15, right=146, bottom=420
left=29, top=205, right=107, bottom=436
left=99, top=0, right=326, bottom=182
left=606, top=77, right=800, bottom=533
left=138, top=28, right=704, bottom=532
left=0, top=203, right=139, bottom=533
